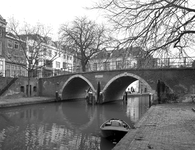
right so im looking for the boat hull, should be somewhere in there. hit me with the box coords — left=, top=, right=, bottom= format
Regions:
left=101, top=129, right=128, bottom=139
left=100, top=119, right=130, bottom=141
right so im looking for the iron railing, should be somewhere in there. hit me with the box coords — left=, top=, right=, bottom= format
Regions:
left=67, top=57, right=195, bottom=74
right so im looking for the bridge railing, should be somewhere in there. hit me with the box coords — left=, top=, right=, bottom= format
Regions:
left=155, top=57, right=195, bottom=68
left=54, top=57, right=195, bottom=76
left=68, top=57, right=195, bottom=73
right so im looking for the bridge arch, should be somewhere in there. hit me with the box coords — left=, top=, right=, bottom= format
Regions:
left=101, top=72, right=153, bottom=102
left=59, top=74, right=95, bottom=100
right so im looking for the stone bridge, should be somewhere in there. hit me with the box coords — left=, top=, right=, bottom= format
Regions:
left=38, top=68, right=195, bottom=103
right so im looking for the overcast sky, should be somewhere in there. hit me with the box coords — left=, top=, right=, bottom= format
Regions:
left=1, top=0, right=105, bottom=40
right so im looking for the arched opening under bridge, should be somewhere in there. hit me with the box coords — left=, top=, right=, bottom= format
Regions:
left=61, top=75, right=95, bottom=100
left=102, top=72, right=153, bottom=103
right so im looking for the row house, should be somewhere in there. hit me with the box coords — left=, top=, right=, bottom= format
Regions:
left=89, top=47, right=157, bottom=71
left=0, top=15, right=6, bottom=76
left=5, top=33, right=27, bottom=77
left=22, top=35, right=74, bottom=78
left=0, top=15, right=74, bottom=78
left=38, top=42, right=74, bottom=77
left=0, top=15, right=27, bottom=77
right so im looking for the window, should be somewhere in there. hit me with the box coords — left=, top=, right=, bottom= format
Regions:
left=63, top=54, right=66, bottom=59
left=14, top=41, right=19, bottom=49
left=33, top=86, right=37, bottom=92
left=0, top=41, right=2, bottom=55
left=104, top=62, right=110, bottom=70
left=93, top=63, right=97, bottom=71
left=39, top=59, right=43, bottom=65
left=56, top=61, right=60, bottom=68
left=116, top=60, right=122, bottom=69
left=21, top=68, right=26, bottom=76
left=5, top=64, right=10, bottom=77
left=6, top=64, right=10, bottom=69
left=0, top=29, right=2, bottom=37
left=7, top=39, right=13, bottom=48
left=10, top=65, right=14, bottom=77
left=45, top=59, right=52, bottom=67
left=63, top=62, right=67, bottom=68
left=0, top=60, right=3, bottom=74
left=20, top=86, right=24, bottom=92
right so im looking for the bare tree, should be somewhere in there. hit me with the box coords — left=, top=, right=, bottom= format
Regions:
left=94, top=0, right=195, bottom=57
left=7, top=18, right=58, bottom=96
left=59, top=17, right=112, bottom=72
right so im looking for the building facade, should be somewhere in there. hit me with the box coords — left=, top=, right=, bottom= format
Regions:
left=0, top=15, right=74, bottom=78
left=89, top=47, right=156, bottom=71
left=22, top=35, right=74, bottom=78
left=0, top=15, right=6, bottom=77
left=5, top=33, right=27, bottom=77
left=0, top=15, right=27, bottom=77
left=37, top=42, right=74, bottom=78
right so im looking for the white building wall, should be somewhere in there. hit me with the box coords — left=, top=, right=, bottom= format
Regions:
left=0, top=58, right=5, bottom=76
left=42, top=44, right=74, bottom=75
left=27, top=41, right=74, bottom=77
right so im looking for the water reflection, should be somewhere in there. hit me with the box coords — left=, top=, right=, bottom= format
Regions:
left=126, top=95, right=149, bottom=123
left=0, top=96, right=149, bottom=150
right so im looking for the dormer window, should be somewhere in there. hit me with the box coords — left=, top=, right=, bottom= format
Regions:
left=14, top=41, right=19, bottom=49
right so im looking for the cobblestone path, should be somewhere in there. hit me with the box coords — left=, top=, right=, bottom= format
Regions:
left=113, top=103, right=195, bottom=150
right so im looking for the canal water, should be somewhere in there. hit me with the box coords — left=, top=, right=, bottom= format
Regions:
left=0, top=96, right=149, bottom=150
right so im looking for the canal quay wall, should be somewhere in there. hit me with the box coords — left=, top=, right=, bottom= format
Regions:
left=0, top=96, right=55, bottom=108
left=113, top=102, right=195, bottom=150
left=0, top=76, right=38, bottom=100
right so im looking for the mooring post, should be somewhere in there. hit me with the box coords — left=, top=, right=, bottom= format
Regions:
left=149, top=93, right=152, bottom=108
left=55, top=91, right=58, bottom=102
left=157, top=80, right=161, bottom=104
left=97, top=81, right=101, bottom=104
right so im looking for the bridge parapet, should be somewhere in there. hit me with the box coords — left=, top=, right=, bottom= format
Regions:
left=52, top=57, right=195, bottom=76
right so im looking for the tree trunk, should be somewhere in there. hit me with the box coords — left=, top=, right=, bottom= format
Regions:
left=81, top=59, right=87, bottom=72
left=27, top=69, right=33, bottom=97
left=27, top=70, right=30, bottom=97
left=82, top=65, right=86, bottom=72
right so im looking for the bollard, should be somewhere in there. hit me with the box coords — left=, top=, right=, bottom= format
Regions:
left=149, top=93, right=152, bottom=108
left=149, top=95, right=151, bottom=108
left=55, top=91, right=58, bottom=102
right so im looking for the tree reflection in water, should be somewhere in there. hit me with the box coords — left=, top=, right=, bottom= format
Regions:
left=0, top=97, right=149, bottom=150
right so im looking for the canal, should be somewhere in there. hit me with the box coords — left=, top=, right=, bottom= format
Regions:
left=0, top=96, right=149, bottom=150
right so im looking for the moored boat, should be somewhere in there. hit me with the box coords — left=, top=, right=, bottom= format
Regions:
left=100, top=118, right=131, bottom=140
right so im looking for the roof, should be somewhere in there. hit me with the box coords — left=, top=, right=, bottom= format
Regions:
left=92, top=47, right=148, bottom=60
left=92, top=48, right=111, bottom=59
left=6, top=32, right=25, bottom=43
left=0, top=15, right=7, bottom=25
